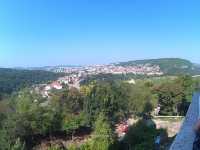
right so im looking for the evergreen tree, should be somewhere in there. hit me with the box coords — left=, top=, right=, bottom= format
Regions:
left=90, top=113, right=115, bottom=150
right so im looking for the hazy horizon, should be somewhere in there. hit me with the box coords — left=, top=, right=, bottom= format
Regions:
left=0, top=57, right=198, bottom=68
left=0, top=0, right=200, bottom=67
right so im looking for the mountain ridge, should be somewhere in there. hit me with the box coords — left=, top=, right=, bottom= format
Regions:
left=116, top=58, right=200, bottom=75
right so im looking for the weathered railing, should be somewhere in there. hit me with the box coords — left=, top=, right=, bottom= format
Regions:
left=170, top=93, right=200, bottom=150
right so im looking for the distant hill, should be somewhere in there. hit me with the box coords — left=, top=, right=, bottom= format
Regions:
left=0, top=68, right=64, bottom=99
left=116, top=58, right=200, bottom=75
left=21, top=65, right=82, bottom=72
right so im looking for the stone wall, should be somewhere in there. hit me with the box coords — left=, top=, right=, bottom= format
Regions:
left=170, top=93, right=200, bottom=150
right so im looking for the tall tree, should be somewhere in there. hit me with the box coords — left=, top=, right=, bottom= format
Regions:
left=90, top=113, right=115, bottom=150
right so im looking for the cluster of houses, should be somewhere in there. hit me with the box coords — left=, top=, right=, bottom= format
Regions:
left=49, top=64, right=163, bottom=76
left=34, top=73, right=83, bottom=98
left=35, top=81, right=63, bottom=98
left=58, top=74, right=81, bottom=85
left=34, top=64, right=163, bottom=99
left=45, top=82, right=63, bottom=91
left=34, top=63, right=164, bottom=99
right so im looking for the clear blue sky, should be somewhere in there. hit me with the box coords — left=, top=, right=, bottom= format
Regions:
left=0, top=0, right=200, bottom=67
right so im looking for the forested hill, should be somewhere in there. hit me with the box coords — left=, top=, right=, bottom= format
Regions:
left=116, top=58, right=200, bottom=75
left=0, top=68, right=64, bottom=99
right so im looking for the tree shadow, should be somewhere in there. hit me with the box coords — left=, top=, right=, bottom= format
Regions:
left=118, top=119, right=168, bottom=150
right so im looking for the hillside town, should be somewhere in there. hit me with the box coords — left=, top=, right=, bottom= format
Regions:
left=33, top=64, right=163, bottom=98
left=47, top=64, right=163, bottom=75
left=33, top=63, right=163, bottom=99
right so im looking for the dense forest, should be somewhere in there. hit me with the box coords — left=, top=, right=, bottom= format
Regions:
left=0, top=74, right=199, bottom=150
left=0, top=68, right=64, bottom=100
left=116, top=58, right=200, bottom=75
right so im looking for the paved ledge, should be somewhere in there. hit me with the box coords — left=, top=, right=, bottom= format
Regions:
left=170, top=93, right=200, bottom=150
